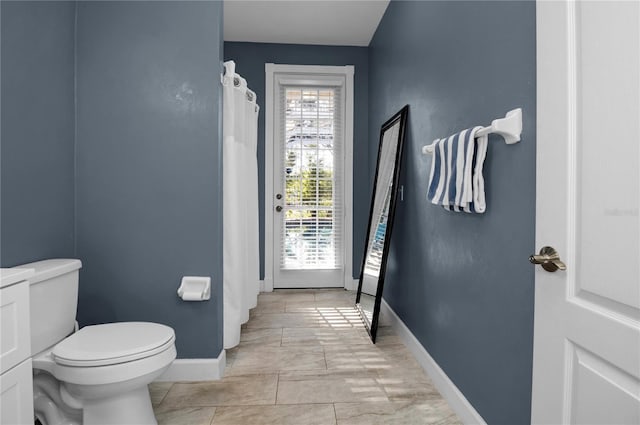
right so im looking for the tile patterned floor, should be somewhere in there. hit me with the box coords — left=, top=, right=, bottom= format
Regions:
left=151, top=289, right=460, bottom=425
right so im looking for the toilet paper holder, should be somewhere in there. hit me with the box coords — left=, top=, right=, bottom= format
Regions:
left=177, top=276, right=211, bottom=301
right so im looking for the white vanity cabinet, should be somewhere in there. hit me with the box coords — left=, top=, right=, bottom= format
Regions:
left=0, top=268, right=34, bottom=424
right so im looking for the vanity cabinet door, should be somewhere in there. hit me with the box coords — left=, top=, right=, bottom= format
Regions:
left=1, top=281, right=31, bottom=374
left=0, top=359, right=34, bottom=424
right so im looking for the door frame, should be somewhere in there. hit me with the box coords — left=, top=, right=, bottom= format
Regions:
left=264, top=63, right=354, bottom=292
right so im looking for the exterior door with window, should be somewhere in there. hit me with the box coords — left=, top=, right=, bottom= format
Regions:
left=265, top=65, right=353, bottom=289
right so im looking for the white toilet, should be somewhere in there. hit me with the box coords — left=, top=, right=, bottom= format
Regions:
left=17, top=259, right=176, bottom=425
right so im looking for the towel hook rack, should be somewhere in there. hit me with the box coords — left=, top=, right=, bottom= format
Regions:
left=422, top=108, right=522, bottom=155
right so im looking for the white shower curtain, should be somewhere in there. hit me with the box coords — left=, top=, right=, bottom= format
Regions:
left=222, top=60, right=260, bottom=349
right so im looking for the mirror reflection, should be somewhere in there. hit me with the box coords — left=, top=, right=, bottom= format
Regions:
left=356, top=106, right=408, bottom=342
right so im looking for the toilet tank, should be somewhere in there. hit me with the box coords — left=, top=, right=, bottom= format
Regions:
left=16, top=259, right=82, bottom=355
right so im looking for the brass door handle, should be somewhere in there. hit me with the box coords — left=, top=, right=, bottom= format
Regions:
left=529, top=246, right=566, bottom=272
left=275, top=206, right=283, bottom=212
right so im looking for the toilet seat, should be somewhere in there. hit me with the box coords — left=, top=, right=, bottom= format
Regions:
left=53, top=322, right=175, bottom=367
left=32, top=322, right=177, bottom=387
left=34, top=341, right=176, bottom=388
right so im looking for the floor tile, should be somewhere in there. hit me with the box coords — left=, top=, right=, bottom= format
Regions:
left=373, top=325, right=403, bottom=345
left=154, top=288, right=459, bottom=424
left=259, top=291, right=315, bottom=302
left=246, top=312, right=363, bottom=329
left=277, top=369, right=389, bottom=404
left=323, top=344, right=422, bottom=372
left=314, top=289, right=358, bottom=302
left=154, top=406, right=216, bottom=425
left=285, top=300, right=357, bottom=313
left=281, top=327, right=371, bottom=346
left=161, top=374, right=278, bottom=407
left=376, top=374, right=442, bottom=402
left=148, top=382, right=173, bottom=405
left=212, top=404, right=336, bottom=425
left=239, top=328, right=283, bottom=346
left=334, top=400, right=455, bottom=425
left=244, top=312, right=328, bottom=329
left=225, top=346, right=240, bottom=372
left=434, top=414, right=464, bottom=425
left=226, top=346, right=325, bottom=375
left=250, top=300, right=286, bottom=315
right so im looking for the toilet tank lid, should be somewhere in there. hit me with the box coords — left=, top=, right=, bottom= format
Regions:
left=16, top=259, right=82, bottom=284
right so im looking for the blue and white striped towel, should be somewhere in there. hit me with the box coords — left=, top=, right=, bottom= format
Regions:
left=427, top=127, right=488, bottom=213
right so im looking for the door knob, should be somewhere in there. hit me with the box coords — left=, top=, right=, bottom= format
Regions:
left=276, top=193, right=282, bottom=200
left=529, top=246, right=566, bottom=272
left=275, top=206, right=283, bottom=212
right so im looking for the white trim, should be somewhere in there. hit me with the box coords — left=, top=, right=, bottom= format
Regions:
left=344, top=279, right=359, bottom=292
left=264, top=278, right=274, bottom=292
left=155, top=350, right=226, bottom=382
left=264, top=63, right=355, bottom=290
left=259, top=279, right=274, bottom=293
left=267, top=63, right=355, bottom=76
left=379, top=299, right=487, bottom=425
left=343, top=66, right=355, bottom=289
left=264, top=63, right=275, bottom=295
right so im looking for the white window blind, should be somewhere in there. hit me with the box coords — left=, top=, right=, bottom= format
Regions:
left=279, top=85, right=344, bottom=270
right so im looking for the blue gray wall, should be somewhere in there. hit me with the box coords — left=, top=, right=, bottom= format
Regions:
left=223, top=42, right=369, bottom=279
left=75, top=1, right=224, bottom=358
left=368, top=2, right=536, bottom=424
left=1, top=1, right=76, bottom=267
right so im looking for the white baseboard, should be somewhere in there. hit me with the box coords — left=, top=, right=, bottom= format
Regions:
left=155, top=350, right=226, bottom=382
left=379, top=299, right=486, bottom=425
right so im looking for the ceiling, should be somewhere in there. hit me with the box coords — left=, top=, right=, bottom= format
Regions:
left=224, top=0, right=390, bottom=47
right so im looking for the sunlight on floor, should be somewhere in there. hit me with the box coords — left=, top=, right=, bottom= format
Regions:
left=151, top=289, right=461, bottom=425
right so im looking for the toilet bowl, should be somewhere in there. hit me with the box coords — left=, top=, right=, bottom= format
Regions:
left=16, top=259, right=177, bottom=425
left=33, top=322, right=176, bottom=425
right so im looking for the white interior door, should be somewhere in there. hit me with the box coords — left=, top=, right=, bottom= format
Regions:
left=265, top=65, right=354, bottom=289
left=532, top=1, right=640, bottom=424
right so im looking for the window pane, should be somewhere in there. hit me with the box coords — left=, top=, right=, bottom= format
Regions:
left=282, top=87, right=341, bottom=269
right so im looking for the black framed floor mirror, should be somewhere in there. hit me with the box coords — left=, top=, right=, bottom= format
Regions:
left=356, top=105, right=408, bottom=343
